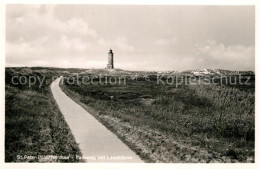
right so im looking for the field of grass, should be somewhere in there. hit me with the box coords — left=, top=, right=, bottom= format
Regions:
left=61, top=74, right=255, bottom=162
left=5, top=68, right=81, bottom=162
left=5, top=67, right=254, bottom=163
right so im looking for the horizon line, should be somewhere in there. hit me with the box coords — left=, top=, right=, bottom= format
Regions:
left=5, top=66, right=255, bottom=72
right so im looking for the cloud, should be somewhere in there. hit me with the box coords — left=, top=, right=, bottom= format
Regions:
left=97, top=37, right=134, bottom=53
left=6, top=5, right=254, bottom=71
left=193, top=40, right=255, bottom=70
left=6, top=5, right=135, bottom=68
left=6, top=5, right=97, bottom=42
left=115, top=37, right=134, bottom=52
left=155, top=38, right=177, bottom=45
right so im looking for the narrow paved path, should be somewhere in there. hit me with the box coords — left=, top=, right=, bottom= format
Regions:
left=51, top=77, right=143, bottom=163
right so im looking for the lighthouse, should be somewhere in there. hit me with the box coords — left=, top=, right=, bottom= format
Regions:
left=106, top=49, right=114, bottom=69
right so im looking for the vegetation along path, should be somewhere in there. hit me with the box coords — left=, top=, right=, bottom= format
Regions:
left=51, top=77, right=143, bottom=163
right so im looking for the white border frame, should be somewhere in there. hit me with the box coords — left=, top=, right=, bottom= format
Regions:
left=0, top=1, right=258, bottom=169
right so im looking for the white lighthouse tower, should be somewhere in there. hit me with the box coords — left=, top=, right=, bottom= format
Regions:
left=106, top=49, right=114, bottom=69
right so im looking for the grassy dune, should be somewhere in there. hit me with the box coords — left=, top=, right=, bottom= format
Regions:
left=5, top=68, right=81, bottom=162
left=5, top=67, right=254, bottom=163
left=61, top=74, right=255, bottom=162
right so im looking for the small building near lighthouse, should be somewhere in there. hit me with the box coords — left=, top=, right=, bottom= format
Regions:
left=106, top=49, right=114, bottom=69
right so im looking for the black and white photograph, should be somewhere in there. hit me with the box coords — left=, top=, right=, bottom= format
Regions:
left=0, top=1, right=259, bottom=168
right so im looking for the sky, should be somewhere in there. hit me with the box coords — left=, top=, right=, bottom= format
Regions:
left=6, top=5, right=255, bottom=71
